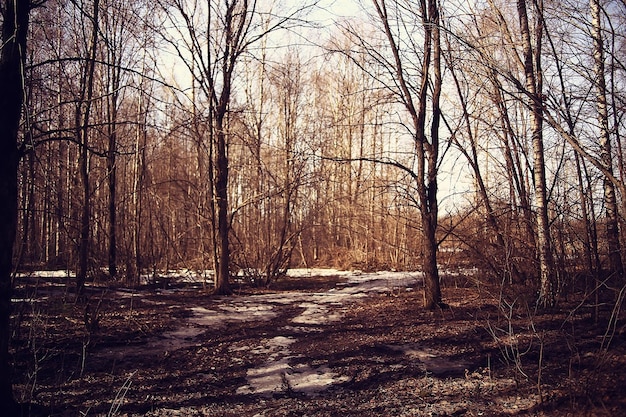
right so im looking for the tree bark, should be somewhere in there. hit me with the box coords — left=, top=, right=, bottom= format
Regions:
left=372, top=0, right=443, bottom=309
left=209, top=0, right=251, bottom=295
left=517, top=0, right=556, bottom=307
left=106, top=60, right=120, bottom=279
left=424, top=0, right=442, bottom=309
left=75, top=0, right=100, bottom=293
left=213, top=119, right=232, bottom=295
left=591, top=0, right=623, bottom=277
left=0, top=0, right=31, bottom=410
left=107, top=127, right=117, bottom=279
left=210, top=1, right=235, bottom=295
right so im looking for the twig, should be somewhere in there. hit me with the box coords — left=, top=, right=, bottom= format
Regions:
left=108, top=371, right=136, bottom=417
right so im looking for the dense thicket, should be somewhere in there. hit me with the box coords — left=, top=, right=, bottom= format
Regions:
left=9, top=0, right=626, bottom=295
left=0, top=0, right=618, bottom=300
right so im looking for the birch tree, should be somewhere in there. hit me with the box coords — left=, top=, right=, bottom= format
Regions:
left=516, top=0, right=556, bottom=307
left=591, top=0, right=623, bottom=277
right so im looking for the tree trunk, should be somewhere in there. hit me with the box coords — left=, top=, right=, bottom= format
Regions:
left=591, top=0, right=623, bottom=277
left=131, top=114, right=144, bottom=284
left=422, top=216, right=441, bottom=309
left=107, top=128, right=117, bottom=279
left=106, top=60, right=120, bottom=280
left=517, top=0, right=556, bottom=307
left=75, top=0, right=100, bottom=293
left=214, top=125, right=232, bottom=295
left=423, top=0, right=442, bottom=309
left=372, top=0, right=443, bottom=309
left=0, top=0, right=31, bottom=410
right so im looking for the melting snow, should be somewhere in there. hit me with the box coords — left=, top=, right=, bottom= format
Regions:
left=286, top=363, right=351, bottom=395
left=235, top=336, right=296, bottom=396
left=20, top=268, right=422, bottom=397
left=292, top=302, right=342, bottom=325
left=235, top=336, right=350, bottom=397
left=15, top=270, right=75, bottom=278
left=189, top=302, right=278, bottom=327
left=229, top=270, right=422, bottom=397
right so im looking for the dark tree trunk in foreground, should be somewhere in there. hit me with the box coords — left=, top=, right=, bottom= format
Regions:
left=214, top=114, right=232, bottom=295
left=0, top=0, right=31, bottom=410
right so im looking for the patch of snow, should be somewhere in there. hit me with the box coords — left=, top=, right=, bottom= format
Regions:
left=232, top=271, right=425, bottom=397
left=184, top=271, right=423, bottom=329
left=189, top=302, right=278, bottom=327
left=236, top=336, right=348, bottom=397
left=11, top=298, right=47, bottom=303
left=219, top=303, right=276, bottom=318
left=236, top=357, right=291, bottom=396
left=188, top=307, right=225, bottom=327
left=15, top=270, right=75, bottom=278
left=292, top=302, right=343, bottom=325
left=236, top=336, right=296, bottom=396
left=266, top=336, right=296, bottom=350
left=286, top=268, right=355, bottom=278
left=140, top=269, right=214, bottom=285
left=343, top=271, right=422, bottom=292
left=285, top=363, right=350, bottom=395
left=386, top=344, right=473, bottom=377
left=280, top=324, right=323, bottom=333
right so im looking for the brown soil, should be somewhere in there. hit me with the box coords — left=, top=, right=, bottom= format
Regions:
left=10, top=274, right=626, bottom=416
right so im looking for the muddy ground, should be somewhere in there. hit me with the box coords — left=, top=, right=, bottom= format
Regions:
left=10, top=272, right=626, bottom=416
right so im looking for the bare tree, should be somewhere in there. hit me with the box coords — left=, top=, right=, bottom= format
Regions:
left=532, top=0, right=626, bottom=285
left=159, top=0, right=313, bottom=294
left=102, top=0, right=123, bottom=279
left=0, top=0, right=33, bottom=410
left=591, top=0, right=623, bottom=277
left=516, top=0, right=556, bottom=307
left=443, top=45, right=523, bottom=283
left=348, top=0, right=444, bottom=308
left=74, top=0, right=100, bottom=292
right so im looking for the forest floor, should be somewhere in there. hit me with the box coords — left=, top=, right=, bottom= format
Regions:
left=10, top=270, right=626, bottom=417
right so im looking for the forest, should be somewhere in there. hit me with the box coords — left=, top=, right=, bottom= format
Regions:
left=1, top=0, right=625, bottom=415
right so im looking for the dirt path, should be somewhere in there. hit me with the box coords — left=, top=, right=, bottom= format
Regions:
left=152, top=271, right=424, bottom=397
left=12, top=270, right=626, bottom=416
